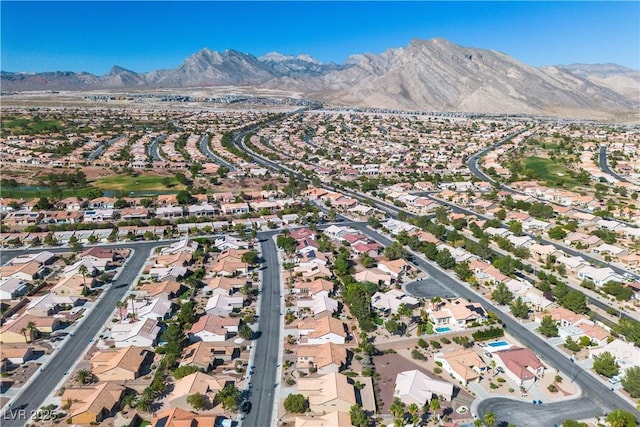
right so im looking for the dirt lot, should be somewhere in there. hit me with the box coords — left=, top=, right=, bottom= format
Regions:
left=374, top=349, right=475, bottom=422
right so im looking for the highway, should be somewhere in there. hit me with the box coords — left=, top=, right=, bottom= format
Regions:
left=599, top=145, right=628, bottom=183
left=199, top=134, right=237, bottom=171
left=241, top=232, right=281, bottom=427
left=1, top=242, right=159, bottom=426
left=346, top=223, right=640, bottom=420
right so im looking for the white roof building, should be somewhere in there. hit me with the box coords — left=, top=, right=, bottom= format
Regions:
left=394, top=369, right=454, bottom=405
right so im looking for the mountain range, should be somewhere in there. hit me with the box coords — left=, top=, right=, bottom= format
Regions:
left=2, top=38, right=639, bottom=119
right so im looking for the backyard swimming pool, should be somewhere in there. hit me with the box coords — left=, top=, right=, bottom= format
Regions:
left=435, top=326, right=452, bottom=333
left=487, top=340, right=510, bottom=348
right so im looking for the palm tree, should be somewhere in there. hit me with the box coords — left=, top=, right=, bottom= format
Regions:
left=483, top=411, right=496, bottom=427
left=116, top=301, right=126, bottom=322
left=78, top=264, right=89, bottom=295
left=129, top=294, right=136, bottom=320
left=473, top=419, right=483, bottom=427
left=76, top=369, right=92, bottom=384
left=20, top=327, right=29, bottom=343
left=429, top=397, right=440, bottom=414
left=27, top=321, right=37, bottom=343
left=407, top=403, right=420, bottom=425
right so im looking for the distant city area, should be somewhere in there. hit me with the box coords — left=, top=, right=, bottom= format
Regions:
left=0, top=96, right=639, bottom=427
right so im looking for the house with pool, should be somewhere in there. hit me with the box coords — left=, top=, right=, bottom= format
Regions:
left=425, top=297, right=487, bottom=331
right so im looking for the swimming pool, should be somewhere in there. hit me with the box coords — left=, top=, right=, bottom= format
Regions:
left=487, top=340, right=509, bottom=348
left=435, top=327, right=452, bottom=333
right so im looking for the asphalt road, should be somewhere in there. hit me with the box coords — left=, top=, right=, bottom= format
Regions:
left=199, top=134, right=236, bottom=171
left=87, top=136, right=122, bottom=161
left=347, top=223, right=640, bottom=420
left=147, top=136, right=165, bottom=162
left=599, top=145, right=628, bottom=183
left=241, top=232, right=281, bottom=427
left=1, top=243, right=157, bottom=426
left=424, top=194, right=637, bottom=323
left=477, top=397, right=604, bottom=427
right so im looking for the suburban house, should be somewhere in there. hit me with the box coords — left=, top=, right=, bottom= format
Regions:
left=79, top=247, right=115, bottom=270
left=434, top=349, right=487, bottom=385
left=0, top=314, right=61, bottom=343
left=204, top=294, right=244, bottom=315
left=109, top=318, right=161, bottom=348
left=293, top=411, right=352, bottom=427
left=394, top=369, right=454, bottom=405
left=179, top=341, right=240, bottom=371
left=590, top=339, right=640, bottom=373
left=168, top=371, right=235, bottom=410
left=297, top=372, right=357, bottom=413
left=296, top=290, right=339, bottom=317
left=61, top=382, right=126, bottom=424
left=90, top=346, right=153, bottom=382
left=188, top=314, right=239, bottom=342
left=371, top=289, right=419, bottom=314
left=577, top=266, right=623, bottom=287
left=52, top=273, right=96, bottom=297
left=296, top=342, right=348, bottom=375
left=0, top=277, right=28, bottom=300
left=425, top=298, right=486, bottom=330
left=151, top=408, right=218, bottom=427
left=297, top=315, right=348, bottom=345
left=492, top=347, right=545, bottom=388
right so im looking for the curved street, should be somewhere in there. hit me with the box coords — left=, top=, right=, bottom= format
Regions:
left=477, top=397, right=604, bottom=427
left=599, top=145, right=628, bottom=183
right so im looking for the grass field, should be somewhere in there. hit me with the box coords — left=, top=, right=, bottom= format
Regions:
left=93, top=174, right=186, bottom=192
left=1, top=175, right=186, bottom=200
left=522, top=156, right=578, bottom=188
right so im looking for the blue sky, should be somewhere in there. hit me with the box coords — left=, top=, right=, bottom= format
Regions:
left=2, top=2, right=639, bottom=74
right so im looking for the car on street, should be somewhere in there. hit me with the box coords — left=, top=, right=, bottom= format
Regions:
left=240, top=401, right=252, bottom=414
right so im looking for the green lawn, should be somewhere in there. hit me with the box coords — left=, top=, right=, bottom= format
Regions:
left=521, top=156, right=578, bottom=188
left=93, top=175, right=186, bottom=192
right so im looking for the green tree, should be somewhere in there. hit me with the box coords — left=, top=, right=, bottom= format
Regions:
left=429, top=397, right=440, bottom=413
left=483, top=410, right=496, bottom=427
left=621, top=366, right=640, bottom=398
left=562, top=420, right=587, bottom=427
left=561, top=290, right=588, bottom=313
left=360, top=252, right=375, bottom=268
left=350, top=404, right=369, bottom=427
left=510, top=296, right=529, bottom=319
left=423, top=242, right=438, bottom=260
left=548, top=226, right=567, bottom=240
left=187, top=392, right=208, bottom=410
left=367, top=216, right=380, bottom=228
left=172, top=365, right=201, bottom=380
left=454, top=262, right=473, bottom=281
left=508, top=221, right=523, bottom=236
left=176, top=190, right=192, bottom=205
left=241, top=250, right=260, bottom=267
left=215, top=384, right=241, bottom=411
left=491, top=282, right=514, bottom=305
left=592, top=351, right=619, bottom=378
left=384, top=241, right=407, bottom=260
left=239, top=323, right=254, bottom=340
left=389, top=397, right=405, bottom=420
left=538, top=315, right=558, bottom=337
left=283, top=393, right=308, bottom=413
left=606, top=409, right=637, bottom=427
left=435, top=249, right=455, bottom=269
